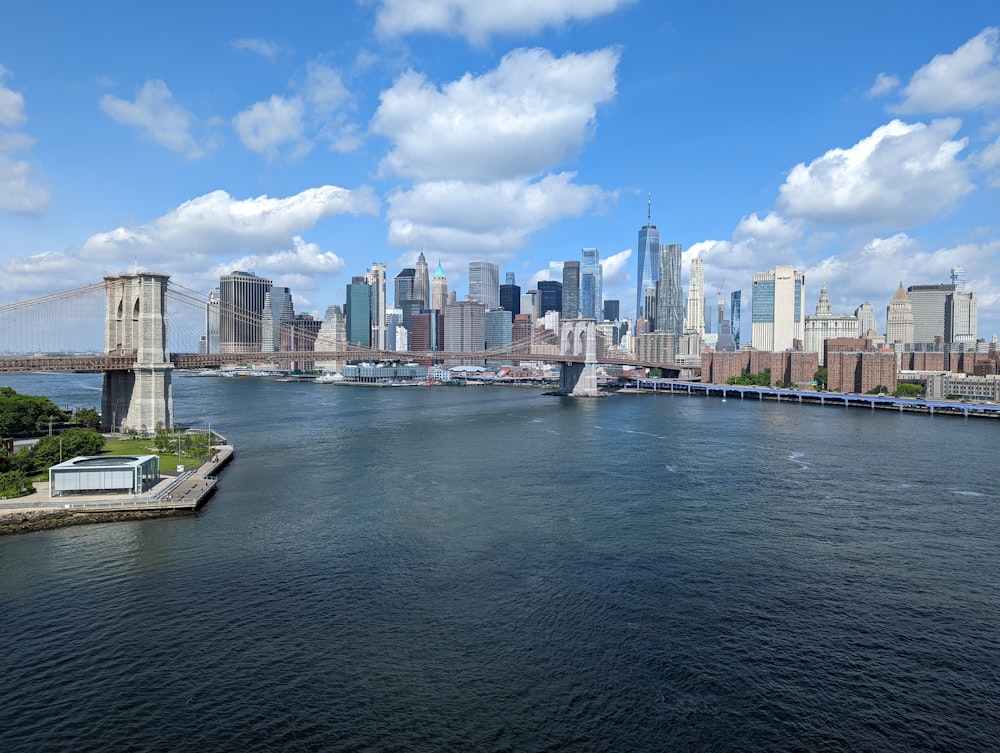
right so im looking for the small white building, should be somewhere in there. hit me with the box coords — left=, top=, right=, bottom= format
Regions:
left=49, top=455, right=160, bottom=497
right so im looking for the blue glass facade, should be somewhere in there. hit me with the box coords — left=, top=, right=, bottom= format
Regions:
left=635, top=224, right=659, bottom=321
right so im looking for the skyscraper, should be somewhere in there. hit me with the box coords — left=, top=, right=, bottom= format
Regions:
left=855, top=301, right=876, bottom=337
left=685, top=256, right=705, bottom=335
left=580, top=248, right=602, bottom=319
left=562, top=261, right=580, bottom=319
left=219, top=270, right=273, bottom=353
left=635, top=195, right=659, bottom=321
left=885, top=282, right=914, bottom=345
left=951, top=266, right=966, bottom=292
left=414, top=252, right=430, bottom=308
left=603, top=299, right=619, bottom=322
left=366, top=263, right=387, bottom=349
left=803, top=284, right=859, bottom=365
left=731, top=290, right=742, bottom=349
left=538, top=280, right=562, bottom=316
left=444, top=300, right=486, bottom=352
left=946, top=290, right=977, bottom=344
left=204, top=287, right=220, bottom=353
left=468, top=260, right=499, bottom=310
left=500, top=272, right=521, bottom=317
left=314, top=305, right=346, bottom=372
left=345, top=277, right=372, bottom=347
left=751, top=265, right=805, bottom=351
left=394, top=268, right=415, bottom=309
left=656, top=243, right=683, bottom=341
left=432, top=260, right=448, bottom=312
left=261, top=286, right=294, bottom=352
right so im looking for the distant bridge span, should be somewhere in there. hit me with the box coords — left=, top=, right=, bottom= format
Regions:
left=1, top=274, right=692, bottom=427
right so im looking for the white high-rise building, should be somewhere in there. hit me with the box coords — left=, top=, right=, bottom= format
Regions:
left=751, top=265, right=805, bottom=351
left=315, top=305, right=347, bottom=372
left=261, top=286, right=294, bottom=352
left=468, top=260, right=499, bottom=310
left=366, top=263, right=387, bottom=349
left=685, top=256, right=705, bottom=335
left=855, top=301, right=877, bottom=337
left=803, top=284, right=859, bottom=365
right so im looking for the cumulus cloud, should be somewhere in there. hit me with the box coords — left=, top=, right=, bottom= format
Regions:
left=867, top=72, right=899, bottom=99
left=0, top=66, right=26, bottom=128
left=207, top=236, right=346, bottom=291
left=232, top=37, right=281, bottom=61
left=600, top=248, right=631, bottom=287
left=981, top=133, right=1000, bottom=186
left=777, top=118, right=972, bottom=227
left=895, top=27, right=1000, bottom=113
left=233, top=95, right=307, bottom=159
left=372, top=47, right=619, bottom=181
left=100, top=79, right=207, bottom=159
left=386, top=172, right=612, bottom=256
left=374, top=0, right=636, bottom=45
left=234, top=61, right=361, bottom=158
left=68, top=185, right=376, bottom=299
left=0, top=67, right=48, bottom=215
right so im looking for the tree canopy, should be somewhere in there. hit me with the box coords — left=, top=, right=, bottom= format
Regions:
left=0, top=387, right=69, bottom=437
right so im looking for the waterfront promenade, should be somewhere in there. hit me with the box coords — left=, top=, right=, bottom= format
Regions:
left=0, top=445, right=233, bottom=524
left=630, top=379, right=1000, bottom=418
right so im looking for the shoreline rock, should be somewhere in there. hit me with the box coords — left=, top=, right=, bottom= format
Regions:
left=0, top=508, right=193, bottom=536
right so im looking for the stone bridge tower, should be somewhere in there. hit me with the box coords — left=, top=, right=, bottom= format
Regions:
left=101, top=272, right=173, bottom=432
left=557, top=318, right=600, bottom=396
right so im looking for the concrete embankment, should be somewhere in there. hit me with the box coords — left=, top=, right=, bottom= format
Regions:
left=0, top=445, right=234, bottom=536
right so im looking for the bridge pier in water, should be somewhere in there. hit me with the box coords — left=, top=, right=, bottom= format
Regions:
left=101, top=272, right=174, bottom=432
left=556, top=319, right=599, bottom=397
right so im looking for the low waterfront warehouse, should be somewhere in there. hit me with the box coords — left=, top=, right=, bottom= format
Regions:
left=49, top=455, right=160, bottom=497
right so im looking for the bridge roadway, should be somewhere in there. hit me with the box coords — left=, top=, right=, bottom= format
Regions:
left=0, top=350, right=687, bottom=374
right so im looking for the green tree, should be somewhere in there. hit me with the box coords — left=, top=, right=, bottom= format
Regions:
left=32, top=428, right=105, bottom=468
left=0, top=470, right=32, bottom=498
left=866, top=385, right=889, bottom=395
left=74, top=408, right=101, bottom=428
left=0, top=387, right=69, bottom=436
left=893, top=383, right=923, bottom=398
left=813, top=366, right=828, bottom=390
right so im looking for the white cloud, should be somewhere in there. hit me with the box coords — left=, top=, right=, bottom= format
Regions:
left=232, top=38, right=281, bottom=61
left=0, top=68, right=48, bottom=215
left=374, top=0, right=636, bottom=45
left=233, top=95, right=308, bottom=159
left=303, top=61, right=349, bottom=112
left=372, top=47, right=619, bottom=181
left=867, top=72, right=899, bottom=99
left=0, top=66, right=26, bottom=128
left=981, top=133, right=1000, bottom=186
left=600, top=248, right=631, bottom=287
left=77, top=186, right=378, bottom=297
left=777, top=118, right=972, bottom=227
left=895, top=27, right=1000, bottom=113
left=386, top=172, right=611, bottom=256
left=100, top=80, right=207, bottom=159
left=234, top=61, right=361, bottom=158
left=208, top=236, right=346, bottom=291
left=0, top=153, right=49, bottom=215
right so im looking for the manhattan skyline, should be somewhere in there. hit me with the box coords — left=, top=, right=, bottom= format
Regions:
left=0, top=2, right=999, bottom=337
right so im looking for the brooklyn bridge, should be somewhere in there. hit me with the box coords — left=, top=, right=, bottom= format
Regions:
left=0, top=272, right=688, bottom=431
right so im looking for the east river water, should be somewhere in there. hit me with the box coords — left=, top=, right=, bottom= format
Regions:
left=1, top=372, right=998, bottom=752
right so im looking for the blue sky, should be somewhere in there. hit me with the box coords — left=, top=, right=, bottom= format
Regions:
left=2, top=0, right=1000, bottom=343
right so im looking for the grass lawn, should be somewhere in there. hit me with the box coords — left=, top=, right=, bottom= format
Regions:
left=103, top=437, right=212, bottom=473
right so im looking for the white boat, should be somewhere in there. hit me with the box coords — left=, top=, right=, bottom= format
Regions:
left=314, top=372, right=345, bottom=384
